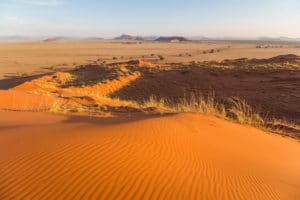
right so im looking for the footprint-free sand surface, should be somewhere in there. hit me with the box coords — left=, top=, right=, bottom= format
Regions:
left=0, top=111, right=299, bottom=199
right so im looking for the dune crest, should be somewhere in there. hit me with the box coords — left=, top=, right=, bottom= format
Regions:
left=13, top=70, right=141, bottom=97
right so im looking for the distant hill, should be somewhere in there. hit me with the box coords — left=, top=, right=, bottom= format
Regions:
left=155, top=36, right=189, bottom=42
left=142, top=36, right=159, bottom=41
left=2, top=35, right=300, bottom=43
left=43, top=37, right=104, bottom=42
left=43, top=37, right=69, bottom=42
left=114, top=34, right=144, bottom=41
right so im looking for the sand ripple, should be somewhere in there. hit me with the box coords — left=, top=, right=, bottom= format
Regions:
left=0, top=112, right=299, bottom=199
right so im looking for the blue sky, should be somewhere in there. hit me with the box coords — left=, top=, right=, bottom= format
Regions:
left=0, top=0, right=300, bottom=38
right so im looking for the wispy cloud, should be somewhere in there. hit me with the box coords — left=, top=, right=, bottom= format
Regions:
left=2, top=16, right=39, bottom=25
left=15, top=0, right=65, bottom=6
left=0, top=14, right=89, bottom=37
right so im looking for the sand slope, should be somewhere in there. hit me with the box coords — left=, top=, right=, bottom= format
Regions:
left=0, top=112, right=299, bottom=199
left=0, top=90, right=58, bottom=111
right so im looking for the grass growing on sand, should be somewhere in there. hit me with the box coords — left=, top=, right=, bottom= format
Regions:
left=141, top=93, right=226, bottom=117
left=48, top=101, right=86, bottom=114
left=46, top=92, right=290, bottom=134
left=139, top=93, right=296, bottom=134
left=9, top=88, right=295, bottom=136
left=228, top=97, right=264, bottom=128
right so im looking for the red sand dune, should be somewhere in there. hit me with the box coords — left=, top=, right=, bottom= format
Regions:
left=0, top=111, right=299, bottom=199
left=0, top=90, right=58, bottom=111
left=12, top=71, right=141, bottom=97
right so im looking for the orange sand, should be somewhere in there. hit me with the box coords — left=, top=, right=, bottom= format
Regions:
left=0, top=90, right=58, bottom=111
left=13, top=71, right=141, bottom=97
left=0, top=112, right=299, bottom=199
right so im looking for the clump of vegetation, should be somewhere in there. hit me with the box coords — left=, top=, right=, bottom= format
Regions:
left=158, top=55, right=165, bottom=60
left=37, top=88, right=297, bottom=137
left=185, top=52, right=192, bottom=57
left=48, top=101, right=99, bottom=114
left=112, top=57, right=118, bottom=60
left=179, top=68, right=191, bottom=75
left=174, top=93, right=226, bottom=118
left=256, top=45, right=284, bottom=49
left=142, top=96, right=169, bottom=112
left=141, top=93, right=224, bottom=117
left=16, top=72, right=30, bottom=78
left=140, top=93, right=270, bottom=130
left=42, top=66, right=55, bottom=71
left=228, top=97, right=264, bottom=127
left=202, top=49, right=221, bottom=54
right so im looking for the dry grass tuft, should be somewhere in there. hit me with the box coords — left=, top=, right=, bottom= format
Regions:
left=228, top=97, right=264, bottom=127
left=140, top=94, right=275, bottom=131
left=42, top=91, right=297, bottom=137
left=48, top=102, right=84, bottom=114
left=141, top=93, right=225, bottom=117
left=142, top=96, right=169, bottom=111
left=173, top=93, right=226, bottom=117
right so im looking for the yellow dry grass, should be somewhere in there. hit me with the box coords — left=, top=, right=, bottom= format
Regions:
left=139, top=93, right=298, bottom=135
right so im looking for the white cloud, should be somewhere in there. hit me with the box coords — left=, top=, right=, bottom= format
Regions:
left=2, top=16, right=34, bottom=25
left=15, top=0, right=65, bottom=6
left=0, top=15, right=93, bottom=37
left=1, top=15, right=47, bottom=27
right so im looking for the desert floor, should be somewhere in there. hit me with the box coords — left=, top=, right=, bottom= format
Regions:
left=0, top=41, right=299, bottom=199
left=1, top=40, right=300, bottom=79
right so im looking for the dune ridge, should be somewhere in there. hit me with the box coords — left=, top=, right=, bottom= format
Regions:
left=0, top=112, right=299, bottom=199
